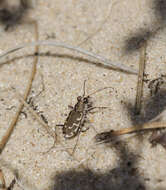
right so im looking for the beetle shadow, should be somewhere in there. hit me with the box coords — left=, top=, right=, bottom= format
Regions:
left=124, top=88, right=166, bottom=126
left=124, top=29, right=154, bottom=53
left=124, top=0, right=166, bottom=53
left=153, top=0, right=166, bottom=24
left=0, top=0, right=31, bottom=31
left=51, top=135, right=145, bottom=190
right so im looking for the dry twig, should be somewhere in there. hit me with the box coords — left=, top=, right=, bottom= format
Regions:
left=95, top=121, right=166, bottom=143
left=134, top=42, right=146, bottom=114
left=0, top=169, right=6, bottom=190
left=0, top=20, right=39, bottom=153
left=0, top=40, right=138, bottom=74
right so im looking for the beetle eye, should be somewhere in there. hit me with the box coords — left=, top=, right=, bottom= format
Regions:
left=77, top=96, right=82, bottom=101
left=83, top=97, right=88, bottom=103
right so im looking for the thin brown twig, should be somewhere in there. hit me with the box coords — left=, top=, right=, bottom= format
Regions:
left=0, top=168, right=16, bottom=190
left=77, top=0, right=120, bottom=46
left=0, top=169, right=6, bottom=190
left=95, top=121, right=166, bottom=145
left=134, top=42, right=146, bottom=114
left=108, top=121, right=166, bottom=136
left=0, top=40, right=138, bottom=74
left=0, top=20, right=39, bottom=154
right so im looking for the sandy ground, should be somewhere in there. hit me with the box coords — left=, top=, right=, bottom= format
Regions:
left=0, top=0, right=166, bottom=189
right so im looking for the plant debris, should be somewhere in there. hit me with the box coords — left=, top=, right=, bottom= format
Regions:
left=148, top=75, right=166, bottom=96
left=95, top=121, right=166, bottom=144
left=149, top=130, right=166, bottom=149
left=0, top=40, right=138, bottom=74
left=134, top=43, right=146, bottom=114
left=147, top=75, right=166, bottom=149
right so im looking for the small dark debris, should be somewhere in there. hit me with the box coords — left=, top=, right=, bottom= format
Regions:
left=6, top=106, right=16, bottom=110
left=157, top=179, right=163, bottom=183
left=136, top=184, right=145, bottom=190
left=20, top=111, right=27, bottom=118
left=143, top=73, right=150, bottom=83
left=148, top=76, right=166, bottom=96
left=7, top=178, right=16, bottom=190
left=41, top=114, right=48, bottom=124
left=24, top=96, right=49, bottom=125
left=46, top=32, right=56, bottom=39
left=149, top=130, right=166, bottom=149
left=95, top=130, right=114, bottom=143
left=128, top=168, right=138, bottom=177
left=127, top=161, right=132, bottom=167
left=144, top=178, right=150, bottom=181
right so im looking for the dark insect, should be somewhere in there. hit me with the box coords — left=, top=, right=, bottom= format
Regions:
left=57, top=93, right=92, bottom=139
left=57, top=81, right=112, bottom=141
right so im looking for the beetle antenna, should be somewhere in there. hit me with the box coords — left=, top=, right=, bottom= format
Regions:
left=87, top=86, right=113, bottom=97
left=82, top=80, right=87, bottom=97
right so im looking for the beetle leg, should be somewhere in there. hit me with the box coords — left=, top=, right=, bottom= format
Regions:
left=81, top=125, right=89, bottom=132
left=68, top=105, right=74, bottom=110
left=56, top=124, right=64, bottom=127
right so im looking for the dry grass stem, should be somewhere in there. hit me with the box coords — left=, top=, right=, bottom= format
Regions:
left=78, top=0, right=120, bottom=46
left=0, top=40, right=138, bottom=74
left=111, top=121, right=166, bottom=136
left=0, top=169, right=6, bottom=190
left=0, top=20, right=39, bottom=154
left=134, top=43, right=146, bottom=114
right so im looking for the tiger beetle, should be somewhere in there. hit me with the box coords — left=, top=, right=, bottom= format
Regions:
left=56, top=80, right=113, bottom=154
